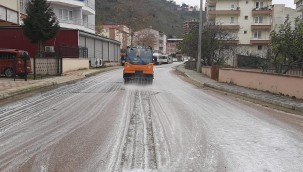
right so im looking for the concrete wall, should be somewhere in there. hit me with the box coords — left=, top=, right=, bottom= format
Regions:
left=219, top=68, right=303, bottom=99
left=62, top=58, right=89, bottom=73
left=201, top=66, right=211, bottom=78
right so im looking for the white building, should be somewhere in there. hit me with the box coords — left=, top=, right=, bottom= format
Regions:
left=47, top=0, right=96, bottom=33
left=0, top=0, right=28, bottom=25
left=206, top=0, right=273, bottom=58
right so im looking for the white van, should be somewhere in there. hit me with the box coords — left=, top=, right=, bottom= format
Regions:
left=158, top=55, right=169, bottom=64
left=153, top=53, right=162, bottom=65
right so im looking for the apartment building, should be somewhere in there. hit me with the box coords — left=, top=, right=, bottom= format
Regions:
left=295, top=0, right=303, bottom=19
left=101, top=24, right=131, bottom=50
left=273, top=4, right=302, bottom=31
left=0, top=0, right=28, bottom=26
left=183, top=19, right=199, bottom=35
left=166, top=38, right=182, bottom=55
left=48, top=0, right=96, bottom=33
left=206, top=0, right=272, bottom=58
left=0, top=0, right=120, bottom=67
left=159, top=32, right=167, bottom=54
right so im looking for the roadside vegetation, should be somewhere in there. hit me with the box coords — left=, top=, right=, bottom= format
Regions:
left=269, top=16, right=303, bottom=74
left=178, top=24, right=237, bottom=66
left=22, top=0, right=59, bottom=52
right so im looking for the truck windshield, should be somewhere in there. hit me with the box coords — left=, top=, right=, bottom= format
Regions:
left=126, top=48, right=153, bottom=65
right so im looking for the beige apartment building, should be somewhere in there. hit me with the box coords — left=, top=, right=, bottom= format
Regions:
left=101, top=24, right=131, bottom=50
left=206, top=0, right=273, bottom=58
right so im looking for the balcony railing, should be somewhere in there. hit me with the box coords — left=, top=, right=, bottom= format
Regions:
left=252, top=6, right=272, bottom=15
left=208, top=9, right=240, bottom=15
left=250, top=39, right=270, bottom=45
left=251, top=25, right=271, bottom=30
left=58, top=17, right=95, bottom=30
left=0, top=5, right=18, bottom=25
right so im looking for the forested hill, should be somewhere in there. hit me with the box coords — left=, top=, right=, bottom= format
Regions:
left=95, top=0, right=200, bottom=38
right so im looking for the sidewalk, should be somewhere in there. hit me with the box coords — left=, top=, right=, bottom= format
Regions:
left=0, top=66, right=121, bottom=100
left=176, top=64, right=303, bottom=113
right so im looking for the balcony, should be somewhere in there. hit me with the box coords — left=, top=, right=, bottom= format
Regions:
left=208, top=9, right=240, bottom=16
left=251, top=25, right=271, bottom=31
left=0, top=5, right=19, bottom=25
left=252, top=7, right=272, bottom=15
left=250, top=39, right=270, bottom=45
left=296, top=0, right=303, bottom=12
left=221, top=40, right=239, bottom=44
left=220, top=25, right=240, bottom=30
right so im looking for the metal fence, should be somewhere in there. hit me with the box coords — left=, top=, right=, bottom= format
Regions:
left=33, top=52, right=62, bottom=79
left=262, top=62, right=303, bottom=76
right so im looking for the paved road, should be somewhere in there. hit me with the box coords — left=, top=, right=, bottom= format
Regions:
left=0, top=63, right=303, bottom=172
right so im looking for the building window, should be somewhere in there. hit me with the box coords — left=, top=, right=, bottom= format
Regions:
left=258, top=45, right=263, bottom=50
left=255, top=1, right=264, bottom=9
left=59, top=9, right=73, bottom=21
left=244, top=31, right=247, bottom=34
left=245, top=16, right=248, bottom=20
left=231, top=17, right=235, bottom=24
left=231, top=4, right=235, bottom=9
left=254, top=16, right=263, bottom=23
left=254, top=31, right=262, bottom=39
left=246, top=1, right=248, bottom=4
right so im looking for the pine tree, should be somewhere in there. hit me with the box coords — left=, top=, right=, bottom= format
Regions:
left=22, top=0, right=60, bottom=53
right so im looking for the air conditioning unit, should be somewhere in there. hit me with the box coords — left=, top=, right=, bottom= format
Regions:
left=45, top=46, right=55, bottom=52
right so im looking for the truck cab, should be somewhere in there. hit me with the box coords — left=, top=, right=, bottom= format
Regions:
left=123, top=47, right=154, bottom=84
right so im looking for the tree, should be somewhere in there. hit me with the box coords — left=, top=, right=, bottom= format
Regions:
left=133, top=29, right=157, bottom=48
left=270, top=16, right=303, bottom=73
left=22, top=0, right=60, bottom=53
left=112, top=0, right=152, bottom=45
left=178, top=24, right=237, bottom=66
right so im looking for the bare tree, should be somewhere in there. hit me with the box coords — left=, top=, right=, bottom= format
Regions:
left=133, top=29, right=157, bottom=48
left=112, top=0, right=152, bottom=45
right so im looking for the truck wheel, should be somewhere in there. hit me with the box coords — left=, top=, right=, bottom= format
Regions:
left=4, top=68, right=14, bottom=77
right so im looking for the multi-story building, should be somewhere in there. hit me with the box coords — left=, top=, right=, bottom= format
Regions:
left=206, top=0, right=273, bottom=58
left=183, top=19, right=199, bottom=35
left=0, top=0, right=120, bottom=67
left=0, top=0, right=28, bottom=26
left=48, top=0, right=96, bottom=33
left=101, top=24, right=131, bottom=50
left=295, top=0, right=303, bottom=19
left=159, top=32, right=167, bottom=54
left=166, top=38, right=182, bottom=55
left=273, top=4, right=302, bottom=31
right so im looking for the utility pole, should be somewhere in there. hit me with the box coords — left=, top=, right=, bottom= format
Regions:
left=197, top=0, right=203, bottom=72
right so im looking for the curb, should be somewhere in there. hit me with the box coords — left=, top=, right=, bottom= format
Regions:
left=0, top=66, right=121, bottom=101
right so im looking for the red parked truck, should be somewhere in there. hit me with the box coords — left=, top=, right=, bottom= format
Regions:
left=0, top=49, right=32, bottom=77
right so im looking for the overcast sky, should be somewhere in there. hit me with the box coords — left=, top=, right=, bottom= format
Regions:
left=174, top=0, right=296, bottom=9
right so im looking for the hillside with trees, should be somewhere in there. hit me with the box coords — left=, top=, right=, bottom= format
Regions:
left=95, top=0, right=200, bottom=38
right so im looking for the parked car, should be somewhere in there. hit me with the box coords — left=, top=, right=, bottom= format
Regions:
left=0, top=49, right=32, bottom=77
left=173, top=58, right=178, bottom=62
left=158, top=55, right=169, bottom=64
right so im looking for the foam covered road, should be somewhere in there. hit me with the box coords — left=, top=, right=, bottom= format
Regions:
left=0, top=63, right=303, bottom=172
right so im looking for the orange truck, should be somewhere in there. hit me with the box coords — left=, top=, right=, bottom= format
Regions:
left=123, top=47, right=154, bottom=84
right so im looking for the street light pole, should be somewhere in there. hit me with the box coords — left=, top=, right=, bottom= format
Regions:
left=197, top=0, right=203, bottom=72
